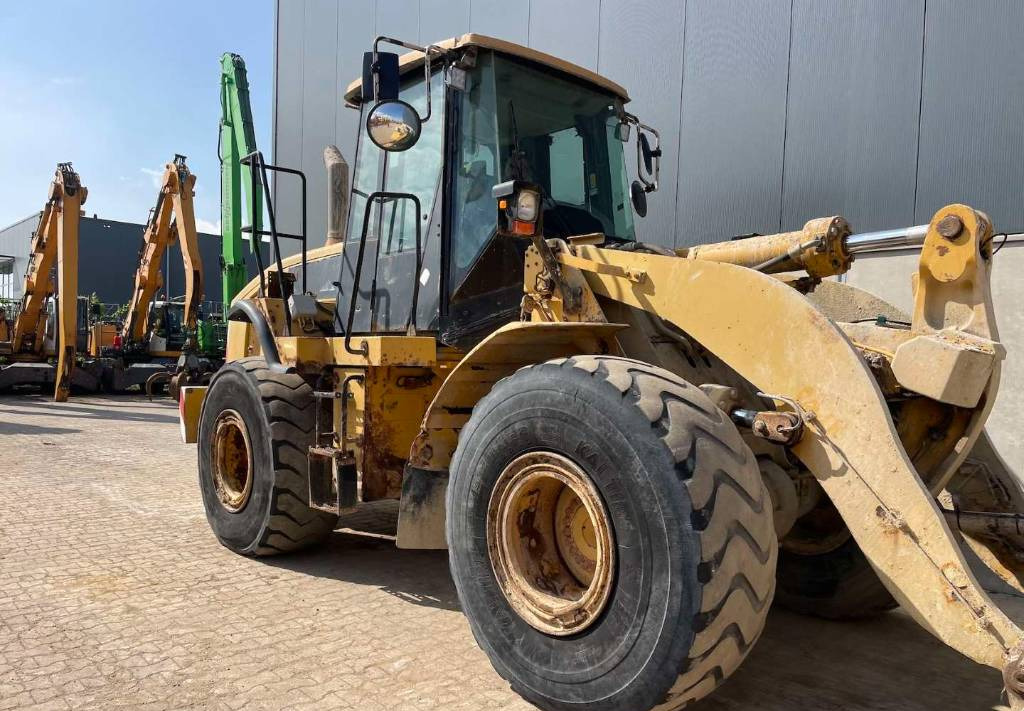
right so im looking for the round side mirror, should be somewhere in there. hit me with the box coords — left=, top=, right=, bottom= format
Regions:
left=639, top=133, right=654, bottom=174
left=630, top=180, right=647, bottom=218
left=366, top=100, right=422, bottom=152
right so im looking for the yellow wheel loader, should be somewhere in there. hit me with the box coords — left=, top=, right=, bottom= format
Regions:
left=183, top=35, right=1024, bottom=710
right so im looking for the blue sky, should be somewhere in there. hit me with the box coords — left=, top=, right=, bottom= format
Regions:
left=0, top=1, right=274, bottom=232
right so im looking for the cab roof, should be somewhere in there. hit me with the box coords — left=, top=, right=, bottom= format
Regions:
left=343, top=34, right=630, bottom=105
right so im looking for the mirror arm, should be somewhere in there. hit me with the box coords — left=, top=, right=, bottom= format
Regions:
left=621, top=111, right=661, bottom=192
left=372, top=36, right=442, bottom=124
left=641, top=123, right=661, bottom=191
left=421, top=44, right=445, bottom=123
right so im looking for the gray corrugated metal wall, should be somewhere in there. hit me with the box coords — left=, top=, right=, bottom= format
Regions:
left=0, top=215, right=228, bottom=306
left=272, top=0, right=1024, bottom=249
left=273, top=0, right=1024, bottom=473
left=0, top=215, right=37, bottom=302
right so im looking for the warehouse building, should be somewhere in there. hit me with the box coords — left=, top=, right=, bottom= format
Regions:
left=271, top=0, right=1023, bottom=472
left=0, top=213, right=225, bottom=307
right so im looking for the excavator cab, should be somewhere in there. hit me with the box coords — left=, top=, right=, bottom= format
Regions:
left=338, top=37, right=660, bottom=348
left=145, top=299, right=188, bottom=355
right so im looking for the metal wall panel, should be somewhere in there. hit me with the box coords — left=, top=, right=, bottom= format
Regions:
left=782, top=0, right=923, bottom=232
left=915, top=0, right=1024, bottom=230
left=0, top=216, right=232, bottom=306
left=275, top=1, right=1024, bottom=244
left=334, top=0, right=376, bottom=178
left=296, top=0, right=341, bottom=247
left=597, top=0, right=686, bottom=247
left=273, top=0, right=307, bottom=248
left=468, top=0, right=529, bottom=45
left=0, top=215, right=37, bottom=300
left=528, top=0, right=600, bottom=71
left=675, top=0, right=791, bottom=245
left=376, top=0, right=420, bottom=46
left=419, top=0, right=470, bottom=45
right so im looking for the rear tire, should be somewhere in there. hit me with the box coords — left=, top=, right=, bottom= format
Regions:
left=447, top=356, right=777, bottom=711
left=776, top=537, right=896, bottom=619
left=198, top=357, right=337, bottom=555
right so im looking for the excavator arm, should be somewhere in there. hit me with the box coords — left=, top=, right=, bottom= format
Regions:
left=219, top=52, right=262, bottom=305
left=120, top=155, right=203, bottom=351
left=2, top=163, right=85, bottom=401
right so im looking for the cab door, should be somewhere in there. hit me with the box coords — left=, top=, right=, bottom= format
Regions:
left=336, top=73, right=445, bottom=336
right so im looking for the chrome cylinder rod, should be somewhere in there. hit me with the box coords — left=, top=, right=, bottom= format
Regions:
left=845, top=223, right=930, bottom=254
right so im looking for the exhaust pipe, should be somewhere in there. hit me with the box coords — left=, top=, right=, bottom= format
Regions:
left=324, top=145, right=349, bottom=246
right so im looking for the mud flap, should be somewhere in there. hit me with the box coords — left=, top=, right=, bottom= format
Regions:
left=396, top=465, right=448, bottom=550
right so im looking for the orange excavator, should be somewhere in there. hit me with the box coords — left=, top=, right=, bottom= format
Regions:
left=0, top=163, right=98, bottom=400
left=102, top=155, right=216, bottom=396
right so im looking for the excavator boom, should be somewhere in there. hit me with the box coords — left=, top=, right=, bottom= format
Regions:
left=219, top=52, right=262, bottom=305
left=120, top=155, right=203, bottom=349
left=2, top=163, right=85, bottom=401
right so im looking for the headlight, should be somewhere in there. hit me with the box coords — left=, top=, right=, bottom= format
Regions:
left=515, top=190, right=540, bottom=223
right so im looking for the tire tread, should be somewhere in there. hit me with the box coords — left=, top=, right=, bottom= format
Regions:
left=232, top=357, right=336, bottom=555
left=560, top=356, right=777, bottom=710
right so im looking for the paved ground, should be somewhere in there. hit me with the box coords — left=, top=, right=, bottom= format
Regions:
left=0, top=393, right=1021, bottom=711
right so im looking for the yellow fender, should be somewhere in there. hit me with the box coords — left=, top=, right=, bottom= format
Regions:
left=397, top=321, right=623, bottom=549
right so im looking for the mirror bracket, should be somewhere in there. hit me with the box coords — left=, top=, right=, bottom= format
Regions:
left=622, top=111, right=661, bottom=193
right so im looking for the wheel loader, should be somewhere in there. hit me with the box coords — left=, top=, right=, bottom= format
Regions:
left=182, top=35, right=1024, bottom=710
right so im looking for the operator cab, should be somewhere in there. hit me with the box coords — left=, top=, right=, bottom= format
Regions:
left=338, top=35, right=660, bottom=348
left=145, top=299, right=187, bottom=353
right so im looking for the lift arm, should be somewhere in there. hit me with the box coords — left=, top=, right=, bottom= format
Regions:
left=220, top=52, right=262, bottom=305
left=554, top=207, right=1023, bottom=697
left=3, top=163, right=85, bottom=401
left=120, top=155, right=203, bottom=349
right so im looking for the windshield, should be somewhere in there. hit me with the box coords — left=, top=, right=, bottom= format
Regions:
left=451, top=51, right=635, bottom=287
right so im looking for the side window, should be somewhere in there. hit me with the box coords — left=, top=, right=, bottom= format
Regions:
left=450, top=51, right=499, bottom=287
left=379, top=75, right=444, bottom=254
left=548, top=127, right=585, bottom=205
left=346, top=113, right=383, bottom=242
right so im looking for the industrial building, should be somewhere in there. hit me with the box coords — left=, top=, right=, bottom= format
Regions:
left=270, top=0, right=1024, bottom=473
left=0, top=213, right=224, bottom=307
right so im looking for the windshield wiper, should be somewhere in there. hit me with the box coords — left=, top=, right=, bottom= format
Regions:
left=506, top=100, right=529, bottom=181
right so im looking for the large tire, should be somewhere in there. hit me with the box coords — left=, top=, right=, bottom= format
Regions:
left=776, top=535, right=897, bottom=619
left=447, top=356, right=778, bottom=711
left=198, top=357, right=337, bottom=555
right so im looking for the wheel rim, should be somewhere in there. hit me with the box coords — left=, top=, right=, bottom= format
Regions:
left=211, top=409, right=253, bottom=513
left=487, top=451, right=615, bottom=636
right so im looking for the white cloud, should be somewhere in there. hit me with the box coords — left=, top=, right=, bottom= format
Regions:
left=140, top=167, right=163, bottom=189
left=195, top=217, right=221, bottom=235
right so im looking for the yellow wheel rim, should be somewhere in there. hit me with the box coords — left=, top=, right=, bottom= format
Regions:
left=486, top=451, right=615, bottom=636
left=211, top=409, right=254, bottom=513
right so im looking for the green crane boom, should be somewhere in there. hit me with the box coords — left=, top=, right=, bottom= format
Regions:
left=219, top=52, right=262, bottom=305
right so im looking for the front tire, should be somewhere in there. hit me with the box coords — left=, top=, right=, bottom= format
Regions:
left=198, top=358, right=337, bottom=555
left=447, top=356, right=777, bottom=711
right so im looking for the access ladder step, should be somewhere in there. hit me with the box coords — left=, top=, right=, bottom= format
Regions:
left=307, top=446, right=358, bottom=515
left=308, top=445, right=355, bottom=464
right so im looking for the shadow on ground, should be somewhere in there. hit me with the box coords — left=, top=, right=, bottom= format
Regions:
left=0, top=420, right=82, bottom=436
left=262, top=500, right=1009, bottom=710
left=265, top=500, right=461, bottom=612
left=0, top=395, right=178, bottom=424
